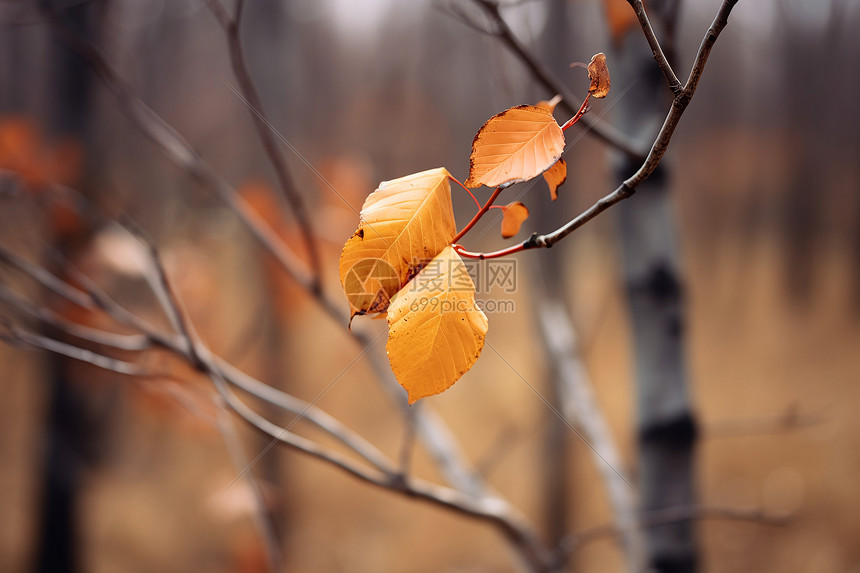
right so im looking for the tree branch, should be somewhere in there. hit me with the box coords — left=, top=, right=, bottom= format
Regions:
left=626, top=0, right=683, bottom=94
left=534, top=299, right=644, bottom=570
left=206, top=0, right=323, bottom=293
left=557, top=504, right=786, bottom=559
left=466, top=0, right=646, bottom=161
left=36, top=9, right=489, bottom=500
left=460, top=0, right=740, bottom=257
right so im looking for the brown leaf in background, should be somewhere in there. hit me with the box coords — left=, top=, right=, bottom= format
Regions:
left=603, top=0, right=639, bottom=47
left=464, top=105, right=565, bottom=189
left=588, top=53, right=611, bottom=99
left=542, top=159, right=567, bottom=201
left=386, top=246, right=488, bottom=403
left=500, top=202, right=529, bottom=238
left=0, top=116, right=82, bottom=189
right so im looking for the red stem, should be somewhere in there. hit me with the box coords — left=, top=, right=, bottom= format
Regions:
left=453, top=242, right=527, bottom=260
left=452, top=186, right=503, bottom=243
left=561, top=94, right=590, bottom=131
left=448, top=174, right=482, bottom=210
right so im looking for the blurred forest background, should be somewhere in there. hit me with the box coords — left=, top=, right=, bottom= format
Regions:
left=1, top=0, right=859, bottom=571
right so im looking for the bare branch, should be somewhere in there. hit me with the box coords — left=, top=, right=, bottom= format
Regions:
left=626, top=0, right=683, bottom=94
left=465, top=0, right=646, bottom=161
left=2, top=322, right=153, bottom=377
left=214, top=402, right=283, bottom=573
left=0, top=246, right=94, bottom=309
left=37, top=5, right=320, bottom=300
left=535, top=300, right=644, bottom=569
left=213, top=375, right=552, bottom=571
left=558, top=504, right=786, bottom=558
left=0, top=284, right=152, bottom=351
left=461, top=0, right=741, bottom=257
left=36, top=4, right=497, bottom=501
left=206, top=0, right=323, bottom=293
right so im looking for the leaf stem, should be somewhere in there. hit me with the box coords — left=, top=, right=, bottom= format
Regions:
left=448, top=174, right=482, bottom=210
left=453, top=241, right=526, bottom=260
left=561, top=94, right=590, bottom=132
left=452, top=186, right=503, bottom=243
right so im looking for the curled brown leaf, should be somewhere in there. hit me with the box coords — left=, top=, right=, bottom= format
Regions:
left=588, top=53, right=611, bottom=99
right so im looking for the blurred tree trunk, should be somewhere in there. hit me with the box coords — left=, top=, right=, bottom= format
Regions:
left=35, top=2, right=106, bottom=572
left=611, top=1, right=699, bottom=572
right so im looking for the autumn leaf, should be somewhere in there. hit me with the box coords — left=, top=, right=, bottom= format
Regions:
left=500, top=202, right=529, bottom=238
left=387, top=246, right=488, bottom=403
left=464, top=105, right=565, bottom=189
left=588, top=53, right=611, bottom=99
left=0, top=116, right=82, bottom=189
left=339, top=167, right=456, bottom=319
left=542, top=159, right=567, bottom=201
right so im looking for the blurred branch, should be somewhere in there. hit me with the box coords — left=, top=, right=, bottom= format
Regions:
left=454, top=0, right=741, bottom=259
left=557, top=504, right=786, bottom=559
left=626, top=0, right=682, bottom=94
left=0, top=321, right=153, bottom=377
left=41, top=225, right=558, bottom=572
left=37, top=6, right=490, bottom=502
left=215, top=405, right=283, bottom=573
left=460, top=0, right=647, bottom=161
left=535, top=299, right=644, bottom=570
left=0, top=284, right=151, bottom=351
left=705, top=404, right=823, bottom=439
left=1, top=179, right=551, bottom=568
left=206, top=0, right=323, bottom=293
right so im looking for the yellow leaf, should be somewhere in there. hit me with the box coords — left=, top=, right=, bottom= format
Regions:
left=464, top=105, right=565, bottom=189
left=386, top=246, right=488, bottom=403
left=588, top=53, right=611, bottom=99
left=500, top=202, right=529, bottom=238
left=542, top=159, right=567, bottom=201
left=339, top=168, right=456, bottom=318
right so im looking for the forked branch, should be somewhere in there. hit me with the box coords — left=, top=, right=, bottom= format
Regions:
left=455, top=0, right=740, bottom=259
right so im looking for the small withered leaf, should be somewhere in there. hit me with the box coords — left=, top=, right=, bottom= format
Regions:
left=588, top=53, right=611, bottom=99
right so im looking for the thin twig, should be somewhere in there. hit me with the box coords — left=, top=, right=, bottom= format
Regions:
left=626, top=0, right=682, bottom=94
left=206, top=0, right=323, bottom=293
left=452, top=186, right=503, bottom=243
left=466, top=0, right=646, bottom=161
left=457, top=0, right=741, bottom=257
left=38, top=9, right=488, bottom=502
left=0, top=284, right=151, bottom=351
left=535, top=299, right=644, bottom=570
left=215, top=394, right=283, bottom=573
left=557, top=504, right=786, bottom=559
left=2, top=322, right=153, bottom=377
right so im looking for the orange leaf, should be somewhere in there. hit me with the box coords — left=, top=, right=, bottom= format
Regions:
left=464, top=105, right=565, bottom=189
left=500, top=202, right=529, bottom=238
left=339, top=168, right=456, bottom=319
left=387, top=246, right=488, bottom=403
left=588, top=53, right=611, bottom=99
left=542, top=159, right=567, bottom=201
